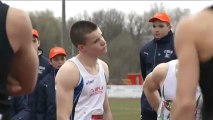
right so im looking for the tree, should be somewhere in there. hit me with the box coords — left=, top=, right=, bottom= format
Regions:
left=168, top=8, right=190, bottom=30
left=29, top=4, right=191, bottom=84
left=92, top=9, right=125, bottom=42
left=107, top=31, right=139, bottom=82
left=29, top=10, right=61, bottom=56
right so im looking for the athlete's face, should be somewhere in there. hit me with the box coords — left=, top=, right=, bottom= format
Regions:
left=151, top=20, right=171, bottom=40
left=50, top=55, right=66, bottom=69
left=79, top=27, right=107, bottom=57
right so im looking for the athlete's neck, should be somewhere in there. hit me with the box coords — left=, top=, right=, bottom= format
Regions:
left=77, top=54, right=99, bottom=75
left=77, top=54, right=98, bottom=67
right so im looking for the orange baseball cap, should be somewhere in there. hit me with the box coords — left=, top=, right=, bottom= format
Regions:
left=149, top=12, right=171, bottom=24
left=32, top=29, right=39, bottom=38
left=49, top=47, right=67, bottom=59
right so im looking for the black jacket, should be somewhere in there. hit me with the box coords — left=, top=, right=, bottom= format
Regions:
left=28, top=49, right=52, bottom=120
left=0, top=2, right=13, bottom=119
left=140, top=31, right=177, bottom=111
left=10, top=96, right=30, bottom=120
left=36, top=69, right=57, bottom=120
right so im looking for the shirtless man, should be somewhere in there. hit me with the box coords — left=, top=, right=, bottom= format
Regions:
left=171, top=5, right=213, bottom=120
left=0, top=1, right=38, bottom=120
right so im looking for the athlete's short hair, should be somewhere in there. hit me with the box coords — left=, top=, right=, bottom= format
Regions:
left=70, top=20, right=98, bottom=48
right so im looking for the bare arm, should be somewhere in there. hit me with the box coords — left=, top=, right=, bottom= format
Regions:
left=56, top=61, right=79, bottom=120
left=143, top=63, right=168, bottom=111
left=101, top=60, right=113, bottom=120
left=6, top=7, right=38, bottom=95
left=171, top=17, right=200, bottom=120
left=103, top=93, right=112, bottom=120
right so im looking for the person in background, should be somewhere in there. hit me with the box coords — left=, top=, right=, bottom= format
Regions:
left=28, top=29, right=51, bottom=120
left=139, top=12, right=177, bottom=120
left=37, top=47, right=67, bottom=120
left=10, top=96, right=30, bottom=120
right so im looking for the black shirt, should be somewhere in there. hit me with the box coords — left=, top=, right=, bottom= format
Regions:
left=199, top=4, right=213, bottom=120
left=0, top=1, right=14, bottom=120
left=199, top=58, right=213, bottom=120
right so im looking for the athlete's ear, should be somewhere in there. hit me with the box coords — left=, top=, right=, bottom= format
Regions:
left=77, top=44, right=85, bottom=52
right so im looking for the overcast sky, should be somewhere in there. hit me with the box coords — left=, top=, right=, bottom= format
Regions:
left=2, top=1, right=213, bottom=19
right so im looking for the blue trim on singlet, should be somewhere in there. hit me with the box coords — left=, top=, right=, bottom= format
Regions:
left=98, top=60, right=107, bottom=83
left=70, top=76, right=84, bottom=120
left=104, top=73, right=107, bottom=82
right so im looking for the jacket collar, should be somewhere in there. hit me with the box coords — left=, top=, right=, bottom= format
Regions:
left=154, top=30, right=173, bottom=44
left=38, top=48, right=43, bottom=57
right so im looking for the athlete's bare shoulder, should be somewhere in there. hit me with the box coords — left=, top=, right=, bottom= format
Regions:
left=176, top=9, right=213, bottom=42
left=193, top=9, right=213, bottom=33
left=175, top=8, right=213, bottom=61
left=6, top=7, right=32, bottom=53
left=152, top=62, right=169, bottom=81
left=144, top=62, right=168, bottom=88
left=176, top=15, right=200, bottom=36
left=56, top=60, right=80, bottom=88
left=98, top=59, right=109, bottom=80
left=174, top=13, right=204, bottom=54
left=58, top=60, right=80, bottom=80
left=98, top=59, right=108, bottom=69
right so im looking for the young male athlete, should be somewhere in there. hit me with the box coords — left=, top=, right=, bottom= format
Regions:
left=56, top=20, right=112, bottom=120
left=143, top=60, right=202, bottom=120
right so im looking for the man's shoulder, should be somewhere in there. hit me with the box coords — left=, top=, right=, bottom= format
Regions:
left=39, top=55, right=51, bottom=67
left=140, top=40, right=155, bottom=56
left=56, top=60, right=80, bottom=89
left=152, top=62, right=169, bottom=80
left=39, top=55, right=49, bottom=61
left=98, top=59, right=108, bottom=67
left=141, top=40, right=155, bottom=50
left=58, top=60, right=80, bottom=77
left=6, top=7, right=32, bottom=53
left=144, top=40, right=155, bottom=46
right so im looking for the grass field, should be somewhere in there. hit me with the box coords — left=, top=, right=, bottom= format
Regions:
left=109, top=98, right=140, bottom=120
